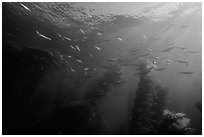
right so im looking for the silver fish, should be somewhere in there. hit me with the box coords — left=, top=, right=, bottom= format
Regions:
left=76, top=59, right=82, bottom=63
left=64, top=37, right=71, bottom=41
left=128, top=48, right=140, bottom=53
left=89, top=53, right=93, bottom=58
left=178, top=72, right=194, bottom=74
left=84, top=68, right=91, bottom=71
left=36, top=31, right=52, bottom=40
left=97, top=32, right=102, bottom=36
left=20, top=3, right=31, bottom=11
left=140, top=52, right=151, bottom=57
left=143, top=35, right=148, bottom=39
left=80, top=29, right=85, bottom=35
left=162, top=47, right=175, bottom=52
left=155, top=57, right=161, bottom=60
left=177, top=46, right=186, bottom=49
left=70, top=67, right=75, bottom=72
left=94, top=46, right=101, bottom=51
left=84, top=68, right=96, bottom=71
left=175, top=59, right=189, bottom=64
left=165, top=42, right=174, bottom=46
left=66, top=55, right=72, bottom=58
left=118, top=37, right=123, bottom=41
left=75, top=45, right=81, bottom=51
left=187, top=50, right=200, bottom=53
left=167, top=59, right=173, bottom=64
left=69, top=45, right=76, bottom=50
left=179, top=25, right=189, bottom=28
left=107, top=58, right=118, bottom=62
left=117, top=37, right=127, bottom=43
left=113, top=80, right=127, bottom=85
left=155, top=67, right=166, bottom=71
left=179, top=2, right=184, bottom=8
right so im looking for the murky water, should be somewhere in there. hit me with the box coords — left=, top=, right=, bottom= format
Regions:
left=2, top=2, right=202, bottom=135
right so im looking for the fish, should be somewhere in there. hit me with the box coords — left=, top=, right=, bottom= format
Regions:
left=117, top=37, right=127, bottom=43
left=155, top=67, right=166, bottom=72
left=70, top=67, right=75, bottom=72
left=94, top=46, right=101, bottom=51
left=80, top=29, right=85, bottom=35
left=60, top=55, right=64, bottom=59
left=177, top=46, right=186, bottom=49
left=76, top=59, right=82, bottom=63
left=64, top=37, right=71, bottom=41
left=89, top=53, right=93, bottom=58
left=82, top=36, right=89, bottom=40
left=176, top=53, right=183, bottom=56
left=152, top=60, right=157, bottom=64
left=69, top=45, right=76, bottom=50
left=178, top=72, right=194, bottom=74
left=58, top=34, right=71, bottom=41
left=143, top=35, right=148, bottom=39
left=146, top=59, right=157, bottom=71
left=36, top=31, right=52, bottom=40
left=155, top=57, right=161, bottom=60
left=187, top=50, right=200, bottom=53
left=179, top=2, right=184, bottom=8
left=97, top=32, right=102, bottom=36
left=75, top=45, right=81, bottom=51
left=113, top=80, right=127, bottom=85
left=140, top=52, right=150, bottom=57
left=165, top=42, right=174, bottom=46
left=175, top=59, right=189, bottom=64
left=84, top=68, right=91, bottom=71
left=160, top=57, right=168, bottom=60
left=84, top=68, right=96, bottom=71
left=167, top=59, right=173, bottom=64
left=118, top=37, right=123, bottom=41
left=66, top=55, right=72, bottom=58
left=128, top=48, right=140, bottom=53
left=58, top=33, right=62, bottom=37
left=147, top=48, right=153, bottom=51
left=162, top=46, right=175, bottom=52
left=107, top=58, right=118, bottom=62
left=20, top=3, right=31, bottom=11
left=179, top=25, right=189, bottom=28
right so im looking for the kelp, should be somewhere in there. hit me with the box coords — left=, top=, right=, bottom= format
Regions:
left=84, top=63, right=123, bottom=103
left=3, top=45, right=74, bottom=135
left=129, top=59, right=169, bottom=135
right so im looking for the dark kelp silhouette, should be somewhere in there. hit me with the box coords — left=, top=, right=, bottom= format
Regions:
left=129, top=59, right=197, bottom=135
left=3, top=44, right=68, bottom=134
left=84, top=63, right=123, bottom=104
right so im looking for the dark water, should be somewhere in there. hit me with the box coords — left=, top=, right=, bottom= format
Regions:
left=2, top=2, right=202, bottom=135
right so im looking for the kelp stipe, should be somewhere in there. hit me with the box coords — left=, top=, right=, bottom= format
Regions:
left=84, top=63, right=123, bottom=104
left=129, top=60, right=169, bottom=134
